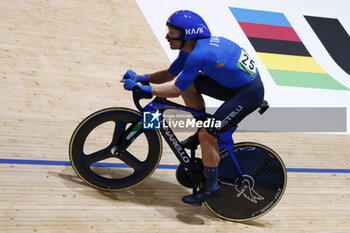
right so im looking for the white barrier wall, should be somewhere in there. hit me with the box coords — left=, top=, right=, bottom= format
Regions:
left=137, top=0, right=350, bottom=133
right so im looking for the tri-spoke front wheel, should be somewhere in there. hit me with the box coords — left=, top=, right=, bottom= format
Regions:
left=69, top=108, right=162, bottom=191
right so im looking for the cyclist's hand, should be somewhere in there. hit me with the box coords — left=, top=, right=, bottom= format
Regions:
left=123, top=70, right=137, bottom=80
left=123, top=79, right=152, bottom=94
left=123, top=79, right=138, bottom=90
left=122, top=70, right=149, bottom=83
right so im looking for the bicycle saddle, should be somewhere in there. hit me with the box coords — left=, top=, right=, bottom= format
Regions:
left=258, top=100, right=269, bottom=115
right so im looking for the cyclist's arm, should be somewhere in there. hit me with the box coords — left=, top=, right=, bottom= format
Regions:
left=150, top=53, right=201, bottom=98
left=148, top=70, right=176, bottom=84
left=147, top=50, right=189, bottom=84
left=151, top=84, right=182, bottom=98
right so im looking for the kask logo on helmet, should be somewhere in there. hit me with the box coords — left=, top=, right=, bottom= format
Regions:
left=185, top=27, right=204, bottom=35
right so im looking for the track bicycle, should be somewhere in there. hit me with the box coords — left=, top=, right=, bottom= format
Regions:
left=69, top=86, right=287, bottom=221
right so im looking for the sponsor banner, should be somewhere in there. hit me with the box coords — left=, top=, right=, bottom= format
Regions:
left=143, top=108, right=347, bottom=132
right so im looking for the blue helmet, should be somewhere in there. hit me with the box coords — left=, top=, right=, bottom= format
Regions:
left=166, top=10, right=211, bottom=41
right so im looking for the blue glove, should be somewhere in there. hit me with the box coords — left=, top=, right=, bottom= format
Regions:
left=136, top=74, right=149, bottom=83
left=123, top=79, right=152, bottom=94
left=123, top=70, right=149, bottom=83
left=123, top=79, right=138, bottom=90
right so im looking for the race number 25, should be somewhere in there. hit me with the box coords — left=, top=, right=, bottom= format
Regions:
left=237, top=49, right=257, bottom=77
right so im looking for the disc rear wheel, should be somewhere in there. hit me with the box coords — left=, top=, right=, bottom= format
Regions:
left=205, top=142, right=287, bottom=221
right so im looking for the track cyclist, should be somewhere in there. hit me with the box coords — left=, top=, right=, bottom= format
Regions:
left=121, top=10, right=265, bottom=206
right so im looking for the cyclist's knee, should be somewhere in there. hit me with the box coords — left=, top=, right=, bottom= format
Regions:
left=198, top=128, right=217, bottom=143
left=181, top=84, right=198, bottom=101
left=181, top=84, right=205, bottom=110
left=182, top=83, right=197, bottom=95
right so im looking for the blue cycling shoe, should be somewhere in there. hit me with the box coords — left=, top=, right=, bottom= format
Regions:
left=182, top=188, right=221, bottom=206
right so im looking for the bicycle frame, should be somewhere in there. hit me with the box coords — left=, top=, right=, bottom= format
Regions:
left=118, top=91, right=244, bottom=178
left=70, top=85, right=283, bottom=220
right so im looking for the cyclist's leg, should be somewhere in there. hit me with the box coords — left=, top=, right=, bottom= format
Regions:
left=192, top=74, right=247, bottom=168
left=180, top=72, right=232, bottom=110
left=182, top=74, right=264, bottom=205
left=180, top=79, right=205, bottom=110
left=182, top=75, right=242, bottom=205
left=198, top=128, right=220, bottom=167
left=179, top=73, right=208, bottom=148
left=204, top=74, right=265, bottom=138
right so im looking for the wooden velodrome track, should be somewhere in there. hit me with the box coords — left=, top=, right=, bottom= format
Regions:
left=1, top=0, right=350, bottom=232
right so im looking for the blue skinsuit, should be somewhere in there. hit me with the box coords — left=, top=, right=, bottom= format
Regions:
left=168, top=36, right=264, bottom=137
left=169, top=36, right=258, bottom=91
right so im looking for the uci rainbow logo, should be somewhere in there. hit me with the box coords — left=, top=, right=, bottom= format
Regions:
left=230, top=7, right=350, bottom=91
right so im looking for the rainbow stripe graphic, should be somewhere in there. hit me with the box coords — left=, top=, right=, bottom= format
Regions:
left=229, top=7, right=349, bottom=91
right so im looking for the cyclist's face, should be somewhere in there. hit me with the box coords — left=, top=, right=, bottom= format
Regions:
left=166, top=27, right=182, bottom=50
